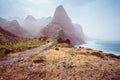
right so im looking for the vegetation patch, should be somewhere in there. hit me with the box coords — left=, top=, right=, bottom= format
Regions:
left=65, top=62, right=72, bottom=69
left=106, top=54, right=120, bottom=59
left=0, top=48, right=6, bottom=57
left=91, top=52, right=105, bottom=58
left=52, top=40, right=69, bottom=48
left=0, top=39, right=43, bottom=57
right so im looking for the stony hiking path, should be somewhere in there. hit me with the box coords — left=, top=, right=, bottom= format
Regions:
left=0, top=42, right=53, bottom=67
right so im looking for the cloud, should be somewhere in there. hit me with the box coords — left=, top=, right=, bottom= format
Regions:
left=0, top=0, right=58, bottom=18
left=59, top=0, right=95, bottom=6
left=0, top=0, right=120, bottom=40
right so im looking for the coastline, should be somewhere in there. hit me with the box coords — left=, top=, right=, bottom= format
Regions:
left=75, top=40, right=120, bottom=56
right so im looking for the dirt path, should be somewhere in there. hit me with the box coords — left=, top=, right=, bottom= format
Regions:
left=0, top=42, right=53, bottom=67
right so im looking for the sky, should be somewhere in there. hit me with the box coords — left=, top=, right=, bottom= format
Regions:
left=0, top=0, right=120, bottom=41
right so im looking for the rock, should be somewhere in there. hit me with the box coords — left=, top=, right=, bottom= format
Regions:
left=57, top=38, right=71, bottom=45
left=55, top=47, right=59, bottom=51
left=39, top=36, right=47, bottom=41
left=28, top=64, right=33, bottom=69
left=33, top=59, right=44, bottom=63
left=28, top=46, right=32, bottom=49
left=17, top=57, right=24, bottom=62
left=98, top=50, right=103, bottom=52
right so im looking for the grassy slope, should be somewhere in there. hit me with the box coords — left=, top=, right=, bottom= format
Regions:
left=0, top=35, right=50, bottom=57
left=0, top=42, right=120, bottom=80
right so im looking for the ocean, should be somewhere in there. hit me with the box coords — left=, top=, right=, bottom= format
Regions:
left=76, top=40, right=120, bottom=55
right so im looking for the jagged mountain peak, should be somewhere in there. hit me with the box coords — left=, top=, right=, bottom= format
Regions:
left=25, top=15, right=36, bottom=21
left=56, top=5, right=64, bottom=10
left=10, top=20, right=19, bottom=25
left=53, top=5, right=69, bottom=21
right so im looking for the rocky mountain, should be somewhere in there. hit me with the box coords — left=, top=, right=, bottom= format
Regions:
left=0, top=17, right=31, bottom=37
left=20, top=15, right=52, bottom=36
left=39, top=5, right=85, bottom=45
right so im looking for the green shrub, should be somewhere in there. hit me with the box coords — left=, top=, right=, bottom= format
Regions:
left=0, top=48, right=6, bottom=57
left=12, top=42, right=29, bottom=49
left=52, top=40, right=69, bottom=48
left=0, top=36, right=9, bottom=45
left=52, top=40, right=58, bottom=47
left=65, top=62, right=72, bottom=69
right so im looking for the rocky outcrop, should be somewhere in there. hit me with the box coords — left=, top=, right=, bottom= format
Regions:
left=40, top=5, right=85, bottom=45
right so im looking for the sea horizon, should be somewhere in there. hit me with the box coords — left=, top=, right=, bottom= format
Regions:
left=76, top=39, right=120, bottom=55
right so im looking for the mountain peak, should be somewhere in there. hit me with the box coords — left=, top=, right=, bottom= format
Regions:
left=55, top=5, right=66, bottom=14
left=52, top=5, right=70, bottom=24
left=56, top=5, right=63, bottom=9
left=10, top=20, right=19, bottom=26
left=25, top=15, right=36, bottom=21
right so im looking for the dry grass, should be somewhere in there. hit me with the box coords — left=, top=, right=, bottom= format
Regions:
left=0, top=47, right=120, bottom=80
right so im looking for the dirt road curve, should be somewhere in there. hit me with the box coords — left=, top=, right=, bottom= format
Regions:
left=0, top=42, right=53, bottom=67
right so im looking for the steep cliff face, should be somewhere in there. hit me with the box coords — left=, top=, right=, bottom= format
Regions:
left=40, top=5, right=85, bottom=45
left=0, top=26, right=20, bottom=43
left=74, top=24, right=87, bottom=41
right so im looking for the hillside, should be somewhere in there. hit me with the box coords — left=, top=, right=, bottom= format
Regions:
left=0, top=17, right=31, bottom=37
left=0, top=26, right=20, bottom=43
left=0, top=41, right=120, bottom=80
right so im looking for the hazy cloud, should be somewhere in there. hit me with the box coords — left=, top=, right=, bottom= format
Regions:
left=0, top=0, right=120, bottom=40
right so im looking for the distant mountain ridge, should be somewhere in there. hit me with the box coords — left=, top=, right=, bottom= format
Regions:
left=0, top=17, right=31, bottom=38
left=19, top=15, right=52, bottom=36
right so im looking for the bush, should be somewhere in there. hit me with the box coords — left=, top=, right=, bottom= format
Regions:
left=91, top=52, right=105, bottom=58
left=52, top=40, right=58, bottom=47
